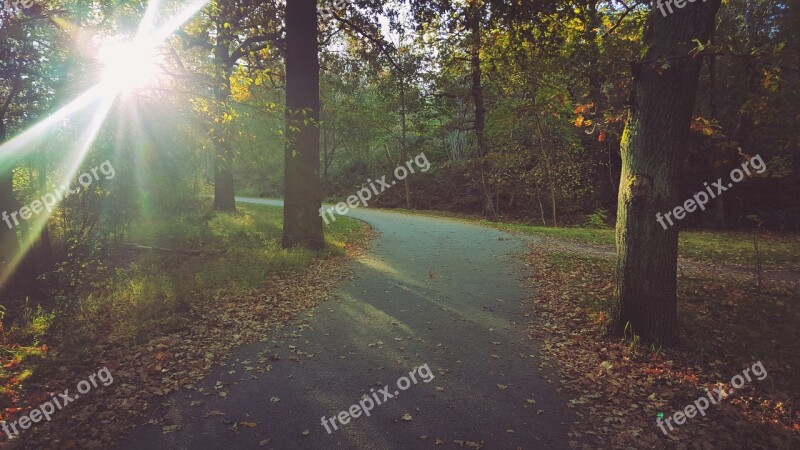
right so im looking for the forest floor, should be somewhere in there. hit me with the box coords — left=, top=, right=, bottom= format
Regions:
left=516, top=231, right=799, bottom=449
left=0, top=203, right=372, bottom=449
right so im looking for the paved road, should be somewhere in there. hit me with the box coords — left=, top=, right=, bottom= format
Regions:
left=115, top=198, right=574, bottom=449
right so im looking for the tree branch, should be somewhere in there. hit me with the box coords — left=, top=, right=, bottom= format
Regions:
left=330, top=12, right=405, bottom=76
left=602, top=0, right=645, bottom=38
left=227, top=30, right=285, bottom=66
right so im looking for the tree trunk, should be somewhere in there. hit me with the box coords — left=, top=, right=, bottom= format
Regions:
left=0, top=122, right=20, bottom=271
left=320, top=106, right=336, bottom=194
left=534, top=113, right=558, bottom=227
left=282, top=0, right=324, bottom=250
left=37, top=151, right=52, bottom=267
left=0, top=95, right=23, bottom=290
left=583, top=0, right=620, bottom=206
left=400, top=68, right=412, bottom=208
left=212, top=29, right=236, bottom=212
left=536, top=191, right=546, bottom=226
left=613, top=0, right=721, bottom=346
left=469, top=0, right=496, bottom=219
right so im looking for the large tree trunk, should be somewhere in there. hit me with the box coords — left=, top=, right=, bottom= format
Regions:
left=613, top=0, right=721, bottom=346
left=282, top=0, right=324, bottom=249
left=212, top=29, right=237, bottom=212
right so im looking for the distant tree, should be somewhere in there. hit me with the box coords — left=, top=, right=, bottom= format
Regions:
left=177, top=0, right=283, bottom=211
left=0, top=9, right=61, bottom=290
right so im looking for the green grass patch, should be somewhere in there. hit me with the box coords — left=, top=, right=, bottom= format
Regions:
left=678, top=230, right=800, bottom=269
left=487, top=222, right=616, bottom=246
left=51, top=202, right=366, bottom=353
left=481, top=221, right=798, bottom=269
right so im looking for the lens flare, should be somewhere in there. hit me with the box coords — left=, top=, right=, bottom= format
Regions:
left=97, top=39, right=163, bottom=94
left=0, top=0, right=211, bottom=286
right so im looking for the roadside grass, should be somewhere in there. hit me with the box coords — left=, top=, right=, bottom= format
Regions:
left=70, top=203, right=363, bottom=347
left=2, top=202, right=366, bottom=385
left=388, top=208, right=799, bottom=269
left=486, top=222, right=617, bottom=246
left=483, top=221, right=799, bottom=269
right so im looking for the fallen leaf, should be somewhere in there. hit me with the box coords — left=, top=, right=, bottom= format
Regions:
left=162, top=425, right=181, bottom=434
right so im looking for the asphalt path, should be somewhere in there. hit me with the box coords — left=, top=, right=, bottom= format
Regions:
left=115, top=198, right=574, bottom=450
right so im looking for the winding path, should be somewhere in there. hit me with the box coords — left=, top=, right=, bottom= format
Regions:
left=115, top=198, right=574, bottom=449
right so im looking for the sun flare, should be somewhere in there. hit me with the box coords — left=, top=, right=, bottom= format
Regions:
left=97, top=38, right=163, bottom=94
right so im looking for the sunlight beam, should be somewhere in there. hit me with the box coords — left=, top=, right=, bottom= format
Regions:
left=0, top=85, right=105, bottom=173
left=0, top=0, right=212, bottom=286
left=0, top=93, right=116, bottom=287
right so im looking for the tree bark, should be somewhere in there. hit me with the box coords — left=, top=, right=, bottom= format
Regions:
left=0, top=122, right=20, bottom=271
left=536, top=192, right=546, bottom=226
left=613, top=0, right=721, bottom=346
left=320, top=105, right=337, bottom=194
left=399, top=65, right=412, bottom=208
left=37, top=150, right=52, bottom=267
left=584, top=0, right=620, bottom=206
left=469, top=0, right=496, bottom=219
left=212, top=26, right=237, bottom=212
left=534, top=113, right=558, bottom=227
left=0, top=84, right=23, bottom=289
left=282, top=0, right=324, bottom=249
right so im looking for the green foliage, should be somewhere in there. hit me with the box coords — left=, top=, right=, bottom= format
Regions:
left=583, top=208, right=611, bottom=229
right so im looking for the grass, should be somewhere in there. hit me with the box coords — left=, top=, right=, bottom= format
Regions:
left=77, top=202, right=364, bottom=344
left=485, top=222, right=617, bottom=245
left=472, top=220, right=799, bottom=270
left=2, top=202, right=366, bottom=386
